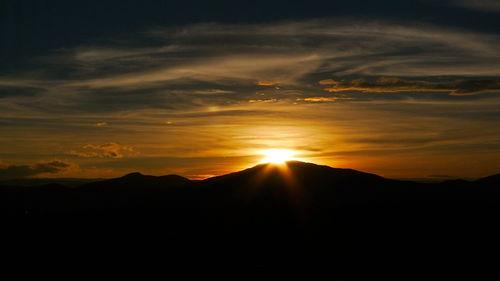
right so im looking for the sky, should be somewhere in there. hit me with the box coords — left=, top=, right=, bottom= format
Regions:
left=1, top=0, right=500, bottom=180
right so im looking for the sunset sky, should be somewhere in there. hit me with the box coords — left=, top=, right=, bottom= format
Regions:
left=1, top=0, right=500, bottom=180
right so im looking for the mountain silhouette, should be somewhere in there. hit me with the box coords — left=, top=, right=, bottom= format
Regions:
left=2, top=161, right=500, bottom=277
left=204, top=161, right=389, bottom=193
left=81, top=172, right=191, bottom=190
left=476, top=173, right=500, bottom=186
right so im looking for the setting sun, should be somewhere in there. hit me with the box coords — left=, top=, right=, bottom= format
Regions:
left=260, top=149, right=297, bottom=164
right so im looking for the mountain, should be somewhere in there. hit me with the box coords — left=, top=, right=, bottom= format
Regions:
left=199, top=161, right=400, bottom=218
left=203, top=161, right=391, bottom=196
left=1, top=160, right=498, bottom=216
left=476, top=173, right=500, bottom=186
left=80, top=172, right=191, bottom=190
left=2, top=161, right=500, bottom=277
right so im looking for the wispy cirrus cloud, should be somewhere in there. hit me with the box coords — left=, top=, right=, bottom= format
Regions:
left=1, top=19, right=500, bottom=179
left=69, top=143, right=136, bottom=159
left=2, top=19, right=500, bottom=114
left=0, top=19, right=499, bottom=120
left=450, top=0, right=500, bottom=11
left=95, top=122, right=108, bottom=127
left=318, top=77, right=500, bottom=96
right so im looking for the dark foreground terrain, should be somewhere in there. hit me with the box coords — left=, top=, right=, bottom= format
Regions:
left=2, top=161, right=500, bottom=278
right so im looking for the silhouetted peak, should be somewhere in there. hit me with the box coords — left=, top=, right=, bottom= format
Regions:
left=204, top=160, right=386, bottom=186
left=248, top=160, right=330, bottom=171
left=255, top=160, right=379, bottom=176
left=476, top=174, right=500, bottom=186
left=122, top=172, right=146, bottom=179
left=158, top=174, right=190, bottom=181
left=119, top=173, right=191, bottom=183
left=115, top=172, right=159, bottom=182
left=80, top=171, right=191, bottom=190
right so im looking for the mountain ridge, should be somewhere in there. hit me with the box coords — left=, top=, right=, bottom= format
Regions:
left=2, top=160, right=500, bottom=275
left=2, top=161, right=498, bottom=188
left=1, top=161, right=499, bottom=215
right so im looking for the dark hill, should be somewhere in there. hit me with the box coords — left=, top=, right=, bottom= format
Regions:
left=200, top=161, right=400, bottom=216
left=1, top=160, right=498, bottom=217
left=476, top=173, right=500, bottom=186
left=2, top=161, right=500, bottom=277
left=204, top=161, right=389, bottom=191
left=206, top=161, right=385, bottom=183
left=81, top=172, right=191, bottom=190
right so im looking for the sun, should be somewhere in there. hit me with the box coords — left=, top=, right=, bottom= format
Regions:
left=260, top=149, right=297, bottom=164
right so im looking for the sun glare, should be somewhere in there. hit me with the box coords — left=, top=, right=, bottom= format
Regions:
left=260, top=149, right=297, bottom=164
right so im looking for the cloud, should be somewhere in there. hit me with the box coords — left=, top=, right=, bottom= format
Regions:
left=95, top=122, right=108, bottom=127
left=318, top=77, right=500, bottom=96
left=1, top=19, right=500, bottom=179
left=1, top=20, right=500, bottom=118
left=67, top=53, right=320, bottom=90
left=2, top=19, right=500, bottom=116
left=451, top=0, right=500, bottom=11
left=301, top=97, right=352, bottom=103
left=256, top=80, right=278, bottom=86
left=69, top=143, right=136, bottom=159
left=248, top=99, right=278, bottom=103
left=0, top=161, right=76, bottom=180
left=0, top=85, right=46, bottom=98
